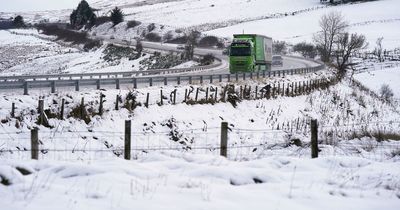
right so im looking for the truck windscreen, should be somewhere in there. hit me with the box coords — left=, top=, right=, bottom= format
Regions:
left=230, top=47, right=251, bottom=56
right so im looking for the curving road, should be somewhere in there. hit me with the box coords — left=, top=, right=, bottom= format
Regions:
left=95, top=35, right=319, bottom=75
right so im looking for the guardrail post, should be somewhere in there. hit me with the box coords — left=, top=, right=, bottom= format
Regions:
left=278, top=71, right=280, bottom=77
left=164, top=77, right=168, bottom=85
left=149, top=78, right=153, bottom=87
left=51, top=81, right=56, bottom=93
left=220, top=122, right=228, bottom=158
left=250, top=72, right=253, bottom=79
left=256, top=71, right=259, bottom=79
left=219, top=74, right=222, bottom=82
left=133, top=78, right=137, bottom=89
left=124, top=120, right=131, bottom=160
left=75, top=80, right=80, bottom=91
left=227, top=74, right=231, bottom=82
left=311, top=119, right=318, bottom=158
left=263, top=71, right=266, bottom=78
left=235, top=73, right=239, bottom=81
left=116, top=79, right=120, bottom=89
left=243, top=73, right=246, bottom=80
left=96, top=79, right=101, bottom=89
left=177, top=76, right=181, bottom=85
left=31, top=128, right=39, bottom=160
left=200, top=76, right=203, bottom=84
left=268, top=71, right=271, bottom=77
left=210, top=75, right=213, bottom=83
left=23, top=81, right=28, bottom=95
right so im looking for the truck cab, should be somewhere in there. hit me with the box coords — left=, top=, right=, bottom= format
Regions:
left=229, top=34, right=272, bottom=73
left=229, top=39, right=255, bottom=73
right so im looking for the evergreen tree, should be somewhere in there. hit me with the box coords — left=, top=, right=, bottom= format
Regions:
left=70, top=0, right=96, bottom=28
left=13, top=15, right=25, bottom=28
left=110, top=7, right=124, bottom=26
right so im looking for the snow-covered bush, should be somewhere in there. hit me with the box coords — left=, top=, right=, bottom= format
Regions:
left=379, top=84, right=394, bottom=102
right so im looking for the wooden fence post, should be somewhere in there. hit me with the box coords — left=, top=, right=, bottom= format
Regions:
left=99, top=93, right=104, bottom=115
left=146, top=93, right=150, bottom=108
left=38, top=99, right=44, bottom=125
left=311, top=119, right=319, bottom=158
left=115, top=95, right=119, bottom=110
left=215, top=87, right=218, bottom=101
left=220, top=122, right=228, bottom=158
left=160, top=90, right=164, bottom=105
left=11, top=102, right=15, bottom=118
left=195, top=88, right=199, bottom=102
left=31, top=128, right=39, bottom=160
left=164, top=77, right=168, bottom=85
left=173, top=89, right=177, bottom=104
left=80, top=97, right=85, bottom=119
left=205, top=87, right=209, bottom=100
left=124, top=120, right=131, bottom=160
left=184, top=89, right=188, bottom=102
left=60, top=98, right=65, bottom=119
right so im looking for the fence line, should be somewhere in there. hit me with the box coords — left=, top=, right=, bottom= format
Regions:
left=1, top=120, right=399, bottom=161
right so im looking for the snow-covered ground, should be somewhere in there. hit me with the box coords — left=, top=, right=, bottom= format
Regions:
left=207, top=0, right=400, bottom=50
left=354, top=66, right=400, bottom=99
left=1, top=155, right=399, bottom=210
left=0, top=29, right=198, bottom=76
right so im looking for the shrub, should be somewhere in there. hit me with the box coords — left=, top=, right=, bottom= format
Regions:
left=166, top=36, right=188, bottom=44
left=379, top=84, right=394, bottom=102
left=83, top=40, right=102, bottom=51
left=147, top=23, right=156, bottom=32
left=70, top=0, right=96, bottom=29
left=163, top=31, right=173, bottom=42
left=293, top=42, right=317, bottom=58
left=273, top=41, right=287, bottom=55
left=126, top=20, right=141, bottom=29
left=200, top=54, right=215, bottom=65
left=110, top=7, right=124, bottom=26
left=198, top=36, right=221, bottom=48
left=145, top=32, right=161, bottom=42
left=94, top=16, right=111, bottom=26
left=13, top=15, right=25, bottom=28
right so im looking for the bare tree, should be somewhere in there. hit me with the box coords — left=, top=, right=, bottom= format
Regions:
left=374, top=37, right=384, bottom=62
left=184, top=30, right=200, bottom=60
left=313, top=11, right=348, bottom=63
left=135, top=38, right=143, bottom=58
left=334, top=32, right=367, bottom=78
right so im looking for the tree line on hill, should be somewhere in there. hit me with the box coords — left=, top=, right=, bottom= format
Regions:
left=70, top=0, right=124, bottom=29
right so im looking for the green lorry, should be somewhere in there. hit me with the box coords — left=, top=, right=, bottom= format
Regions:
left=229, top=34, right=273, bottom=73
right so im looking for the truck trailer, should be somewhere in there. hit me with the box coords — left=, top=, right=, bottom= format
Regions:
left=229, top=34, right=272, bottom=73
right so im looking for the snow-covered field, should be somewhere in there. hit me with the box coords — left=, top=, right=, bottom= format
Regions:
left=1, top=1, right=400, bottom=209
left=207, top=0, right=400, bottom=50
left=1, top=71, right=400, bottom=209
left=354, top=66, right=400, bottom=99
left=1, top=155, right=399, bottom=210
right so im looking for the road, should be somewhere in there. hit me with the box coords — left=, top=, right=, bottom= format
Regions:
left=95, top=35, right=319, bottom=75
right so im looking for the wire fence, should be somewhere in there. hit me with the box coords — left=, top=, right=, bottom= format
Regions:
left=1, top=120, right=399, bottom=161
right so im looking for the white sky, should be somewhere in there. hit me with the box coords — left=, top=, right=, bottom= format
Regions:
left=0, top=0, right=86, bottom=12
